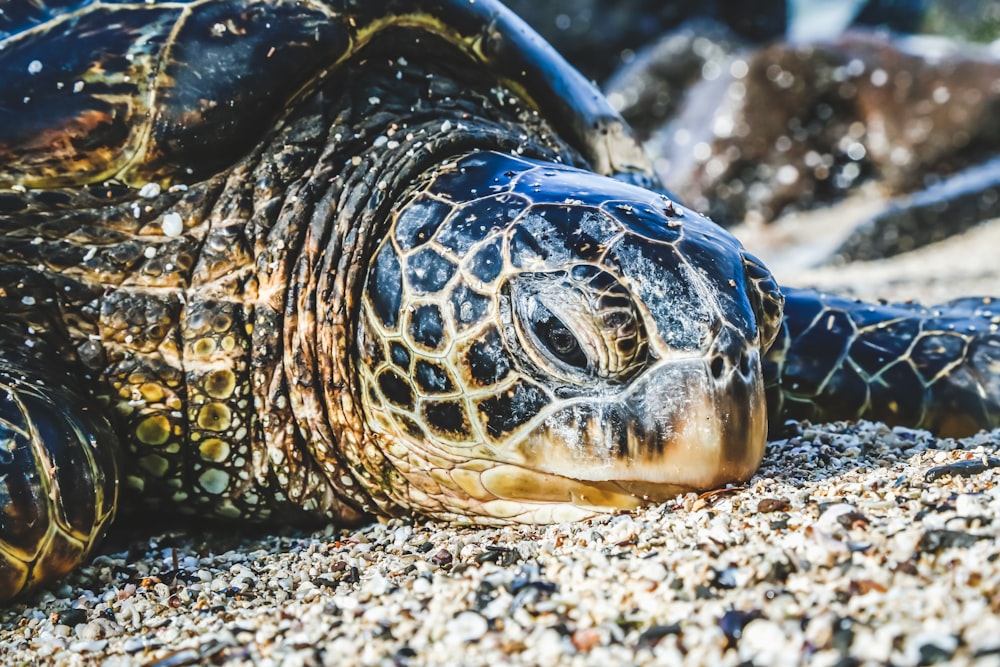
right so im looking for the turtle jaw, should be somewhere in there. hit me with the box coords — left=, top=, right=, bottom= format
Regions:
left=487, top=351, right=768, bottom=511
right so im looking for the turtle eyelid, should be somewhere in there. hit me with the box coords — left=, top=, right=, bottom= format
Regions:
left=505, top=269, right=648, bottom=384
left=530, top=310, right=590, bottom=371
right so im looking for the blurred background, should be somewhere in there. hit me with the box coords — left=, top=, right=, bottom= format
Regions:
left=508, top=0, right=1000, bottom=82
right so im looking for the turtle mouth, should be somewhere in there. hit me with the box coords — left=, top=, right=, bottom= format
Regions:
left=474, top=463, right=697, bottom=513
left=490, top=349, right=767, bottom=510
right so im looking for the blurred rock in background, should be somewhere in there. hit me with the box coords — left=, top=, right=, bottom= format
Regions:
left=514, top=0, right=1000, bottom=265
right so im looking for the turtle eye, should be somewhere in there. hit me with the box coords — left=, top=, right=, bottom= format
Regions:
left=532, top=311, right=589, bottom=370
left=504, top=268, right=649, bottom=385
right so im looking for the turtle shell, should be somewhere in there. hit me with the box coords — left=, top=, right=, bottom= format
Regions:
left=0, top=0, right=650, bottom=189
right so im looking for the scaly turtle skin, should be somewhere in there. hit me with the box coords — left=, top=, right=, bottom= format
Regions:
left=0, top=0, right=996, bottom=602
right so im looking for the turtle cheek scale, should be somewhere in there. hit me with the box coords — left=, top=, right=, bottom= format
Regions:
left=355, top=151, right=771, bottom=521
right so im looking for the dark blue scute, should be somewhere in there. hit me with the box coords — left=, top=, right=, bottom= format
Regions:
left=599, top=200, right=681, bottom=244
left=405, top=247, right=456, bottom=295
left=509, top=203, right=620, bottom=267
left=451, top=284, right=491, bottom=330
left=378, top=370, right=414, bottom=409
left=849, top=319, right=920, bottom=377
left=815, top=362, right=870, bottom=417
left=394, top=195, right=453, bottom=251
left=510, top=162, right=656, bottom=208
left=477, top=380, right=550, bottom=438
left=912, top=333, right=967, bottom=382
left=415, top=360, right=455, bottom=394
left=784, top=309, right=855, bottom=396
left=410, top=304, right=445, bottom=350
left=410, top=304, right=444, bottom=350
left=389, top=342, right=411, bottom=370
left=368, top=243, right=403, bottom=329
left=436, top=193, right=529, bottom=254
left=422, top=400, right=471, bottom=438
left=464, top=327, right=511, bottom=387
left=871, top=362, right=925, bottom=424
left=677, top=232, right=757, bottom=340
left=430, top=152, right=533, bottom=200
left=604, top=235, right=710, bottom=351
left=464, top=238, right=504, bottom=284
left=518, top=204, right=622, bottom=263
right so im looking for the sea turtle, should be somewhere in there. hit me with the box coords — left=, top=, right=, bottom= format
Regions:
left=0, top=0, right=997, bottom=603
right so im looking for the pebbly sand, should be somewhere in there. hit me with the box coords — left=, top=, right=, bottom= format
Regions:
left=1, top=196, right=998, bottom=666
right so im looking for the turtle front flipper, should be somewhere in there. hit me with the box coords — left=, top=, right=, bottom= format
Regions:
left=0, top=269, right=118, bottom=602
left=764, top=287, right=1000, bottom=438
left=2, top=0, right=649, bottom=190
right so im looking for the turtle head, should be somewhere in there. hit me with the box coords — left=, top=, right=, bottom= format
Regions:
left=356, top=151, right=783, bottom=522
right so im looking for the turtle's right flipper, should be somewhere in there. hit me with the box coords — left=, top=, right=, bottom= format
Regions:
left=0, top=269, right=119, bottom=602
left=764, top=287, right=1000, bottom=438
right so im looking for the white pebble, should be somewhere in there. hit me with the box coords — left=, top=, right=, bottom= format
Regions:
left=445, top=611, right=488, bottom=644
left=138, top=182, right=161, bottom=199
left=68, top=640, right=107, bottom=653
left=162, top=212, right=183, bottom=236
left=738, top=619, right=797, bottom=667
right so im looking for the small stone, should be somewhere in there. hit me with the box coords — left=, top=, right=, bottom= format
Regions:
left=445, top=611, right=488, bottom=644
left=915, top=529, right=985, bottom=554
left=76, top=617, right=122, bottom=641
left=430, top=548, right=453, bottom=566
left=162, top=212, right=183, bottom=237
left=138, top=182, right=161, bottom=199
left=757, top=497, right=791, bottom=513
left=718, top=609, right=764, bottom=648
left=68, top=639, right=108, bottom=653
left=925, top=457, right=1000, bottom=481
left=909, top=634, right=959, bottom=665
left=123, top=636, right=163, bottom=653
left=571, top=627, right=602, bottom=652
left=636, top=624, right=681, bottom=649
left=738, top=618, right=796, bottom=667
left=53, top=608, right=88, bottom=626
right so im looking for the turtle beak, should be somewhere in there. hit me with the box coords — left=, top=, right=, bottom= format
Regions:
left=483, top=345, right=767, bottom=510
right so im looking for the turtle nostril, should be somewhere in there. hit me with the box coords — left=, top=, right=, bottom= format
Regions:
left=739, top=351, right=751, bottom=376
left=710, top=356, right=726, bottom=379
